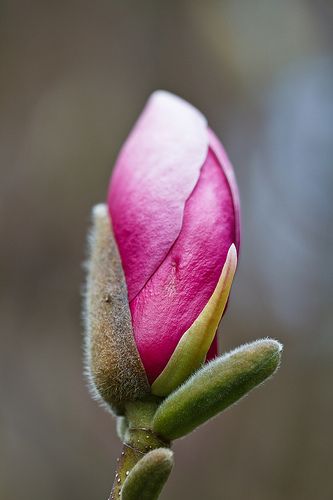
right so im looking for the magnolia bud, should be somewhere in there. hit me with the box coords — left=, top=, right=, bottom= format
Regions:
left=108, top=91, right=241, bottom=389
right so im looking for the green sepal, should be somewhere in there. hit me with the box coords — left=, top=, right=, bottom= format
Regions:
left=152, top=338, right=282, bottom=440
left=152, top=244, right=237, bottom=397
left=121, top=448, right=173, bottom=500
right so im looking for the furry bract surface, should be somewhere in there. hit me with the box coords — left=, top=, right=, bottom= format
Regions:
left=84, top=204, right=150, bottom=414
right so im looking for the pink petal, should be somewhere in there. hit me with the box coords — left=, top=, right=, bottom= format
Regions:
left=206, top=335, right=218, bottom=361
left=130, top=149, right=237, bottom=382
left=108, top=91, right=208, bottom=301
left=208, top=128, right=241, bottom=251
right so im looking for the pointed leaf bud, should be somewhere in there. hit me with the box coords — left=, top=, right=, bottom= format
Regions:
left=152, top=339, right=282, bottom=440
left=84, top=204, right=150, bottom=414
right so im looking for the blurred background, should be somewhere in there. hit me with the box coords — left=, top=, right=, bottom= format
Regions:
left=1, top=1, right=332, bottom=499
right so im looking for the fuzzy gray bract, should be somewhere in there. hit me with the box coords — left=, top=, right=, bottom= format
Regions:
left=84, top=204, right=150, bottom=415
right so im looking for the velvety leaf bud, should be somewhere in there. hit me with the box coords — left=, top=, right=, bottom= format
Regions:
left=152, top=339, right=282, bottom=440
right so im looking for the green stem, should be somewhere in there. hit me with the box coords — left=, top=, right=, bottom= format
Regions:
left=109, top=444, right=143, bottom=499
left=109, top=398, right=169, bottom=499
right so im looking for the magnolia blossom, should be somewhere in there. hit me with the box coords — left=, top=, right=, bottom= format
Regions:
left=108, top=91, right=240, bottom=387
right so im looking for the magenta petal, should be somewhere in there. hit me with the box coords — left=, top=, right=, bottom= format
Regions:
left=208, top=128, right=241, bottom=251
left=206, top=335, right=218, bottom=361
left=108, top=91, right=208, bottom=301
left=130, top=149, right=237, bottom=382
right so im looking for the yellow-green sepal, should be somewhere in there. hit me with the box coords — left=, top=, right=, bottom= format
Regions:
left=151, top=244, right=238, bottom=397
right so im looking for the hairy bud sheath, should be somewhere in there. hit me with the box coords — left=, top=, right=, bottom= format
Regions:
left=84, top=204, right=150, bottom=414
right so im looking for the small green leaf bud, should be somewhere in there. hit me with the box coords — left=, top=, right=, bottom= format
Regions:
left=153, top=339, right=282, bottom=440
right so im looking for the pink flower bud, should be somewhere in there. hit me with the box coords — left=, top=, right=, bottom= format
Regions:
left=108, top=91, right=240, bottom=386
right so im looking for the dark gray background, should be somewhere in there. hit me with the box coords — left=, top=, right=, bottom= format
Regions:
left=1, top=1, right=332, bottom=499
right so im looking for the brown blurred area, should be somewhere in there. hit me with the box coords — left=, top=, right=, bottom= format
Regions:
left=1, top=1, right=332, bottom=499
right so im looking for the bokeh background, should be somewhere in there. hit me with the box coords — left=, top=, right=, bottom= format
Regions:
left=1, top=1, right=332, bottom=499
